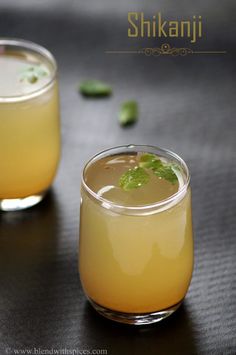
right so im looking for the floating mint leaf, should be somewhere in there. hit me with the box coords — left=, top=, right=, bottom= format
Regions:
left=20, top=65, right=49, bottom=84
left=119, top=100, right=138, bottom=126
left=139, top=153, right=178, bottom=184
left=139, top=153, right=156, bottom=163
left=139, top=153, right=162, bottom=169
left=152, top=165, right=178, bottom=184
left=79, top=80, right=112, bottom=97
left=26, top=74, right=38, bottom=84
left=119, top=166, right=149, bottom=191
left=119, top=153, right=179, bottom=191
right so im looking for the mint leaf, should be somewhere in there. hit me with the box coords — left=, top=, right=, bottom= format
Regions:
left=119, top=167, right=149, bottom=191
left=119, top=153, right=179, bottom=191
left=79, top=80, right=112, bottom=97
left=139, top=153, right=162, bottom=169
left=20, top=65, right=49, bottom=84
left=139, top=153, right=178, bottom=185
left=152, top=165, right=178, bottom=184
left=119, top=101, right=138, bottom=126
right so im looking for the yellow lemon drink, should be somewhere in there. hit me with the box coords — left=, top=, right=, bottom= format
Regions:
left=0, top=39, right=60, bottom=211
left=79, top=145, right=193, bottom=325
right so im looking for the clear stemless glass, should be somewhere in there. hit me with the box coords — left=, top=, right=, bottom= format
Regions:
left=79, top=145, right=194, bottom=325
left=0, top=38, right=60, bottom=211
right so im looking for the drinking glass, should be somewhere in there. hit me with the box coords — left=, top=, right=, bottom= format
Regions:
left=0, top=38, right=60, bottom=211
left=79, top=145, right=194, bottom=325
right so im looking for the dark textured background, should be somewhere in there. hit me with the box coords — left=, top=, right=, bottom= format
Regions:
left=0, top=1, right=235, bottom=354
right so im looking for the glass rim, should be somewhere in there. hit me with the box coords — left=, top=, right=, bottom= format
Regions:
left=0, top=37, right=57, bottom=103
left=81, top=144, right=191, bottom=214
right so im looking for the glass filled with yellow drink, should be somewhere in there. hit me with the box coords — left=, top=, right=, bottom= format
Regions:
left=0, top=38, right=60, bottom=211
left=79, top=145, right=193, bottom=325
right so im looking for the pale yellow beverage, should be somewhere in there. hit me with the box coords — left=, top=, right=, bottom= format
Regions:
left=0, top=39, right=60, bottom=211
left=79, top=145, right=193, bottom=325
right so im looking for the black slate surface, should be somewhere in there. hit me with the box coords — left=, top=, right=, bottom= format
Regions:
left=0, top=1, right=235, bottom=354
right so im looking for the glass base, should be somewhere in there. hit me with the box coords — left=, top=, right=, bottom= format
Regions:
left=0, top=192, right=46, bottom=211
left=88, top=298, right=182, bottom=325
